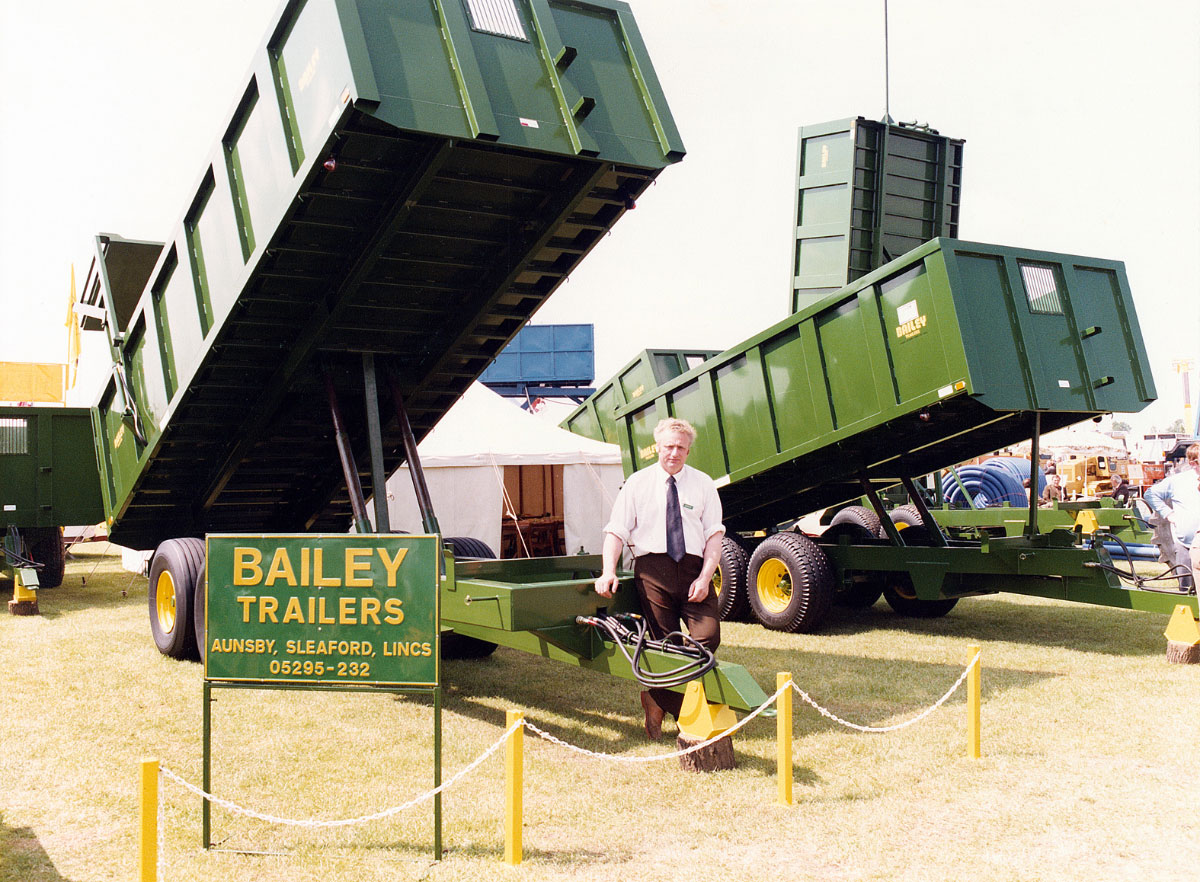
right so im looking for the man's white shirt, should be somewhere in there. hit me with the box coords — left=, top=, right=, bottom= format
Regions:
left=604, top=462, right=724, bottom=557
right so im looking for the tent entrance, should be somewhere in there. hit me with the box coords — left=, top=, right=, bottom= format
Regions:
left=502, top=464, right=565, bottom=558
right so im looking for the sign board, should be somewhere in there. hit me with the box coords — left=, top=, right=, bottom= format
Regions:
left=204, top=534, right=439, bottom=687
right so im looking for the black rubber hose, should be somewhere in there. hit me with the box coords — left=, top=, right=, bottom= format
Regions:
left=2, top=546, right=43, bottom=569
left=578, top=614, right=718, bottom=689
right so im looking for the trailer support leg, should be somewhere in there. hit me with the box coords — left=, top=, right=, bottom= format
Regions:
left=5, top=527, right=39, bottom=615
left=384, top=368, right=441, bottom=537
left=900, top=477, right=948, bottom=546
left=1026, top=411, right=1041, bottom=537
left=361, top=354, right=391, bottom=533
left=322, top=366, right=372, bottom=534
left=8, top=570, right=39, bottom=615
left=859, top=475, right=905, bottom=545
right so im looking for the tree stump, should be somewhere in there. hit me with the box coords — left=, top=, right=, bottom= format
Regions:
left=677, top=733, right=735, bottom=772
left=1166, top=640, right=1200, bottom=664
left=8, top=599, right=39, bottom=616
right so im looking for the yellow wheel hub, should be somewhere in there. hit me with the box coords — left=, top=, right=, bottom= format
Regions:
left=711, top=568, right=723, bottom=596
left=756, top=558, right=792, bottom=613
left=156, top=571, right=177, bottom=634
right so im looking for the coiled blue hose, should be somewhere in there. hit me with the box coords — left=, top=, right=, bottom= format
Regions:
left=944, top=458, right=1046, bottom=508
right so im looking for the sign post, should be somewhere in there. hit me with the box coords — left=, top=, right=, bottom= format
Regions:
left=202, top=533, right=441, bottom=856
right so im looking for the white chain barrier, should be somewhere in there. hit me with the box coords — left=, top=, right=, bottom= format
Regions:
left=155, top=653, right=979, bottom=833
left=791, top=651, right=981, bottom=733
left=524, top=680, right=789, bottom=762
left=159, top=720, right=520, bottom=829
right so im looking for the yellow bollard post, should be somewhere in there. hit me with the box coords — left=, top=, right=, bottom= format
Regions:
left=504, top=710, right=524, bottom=866
left=139, top=759, right=158, bottom=882
left=967, top=645, right=981, bottom=759
left=777, top=672, right=793, bottom=805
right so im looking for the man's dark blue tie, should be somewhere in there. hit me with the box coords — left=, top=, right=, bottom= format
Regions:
left=666, top=475, right=685, bottom=562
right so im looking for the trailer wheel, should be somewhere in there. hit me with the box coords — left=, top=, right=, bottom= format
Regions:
left=888, top=504, right=925, bottom=530
left=882, top=578, right=958, bottom=618
left=748, top=533, right=834, bottom=632
left=440, top=537, right=499, bottom=658
left=27, top=528, right=66, bottom=589
left=440, top=631, right=499, bottom=659
left=148, top=538, right=205, bottom=660
left=822, top=522, right=884, bottom=608
left=830, top=505, right=882, bottom=538
left=443, top=536, right=497, bottom=559
left=713, top=537, right=750, bottom=621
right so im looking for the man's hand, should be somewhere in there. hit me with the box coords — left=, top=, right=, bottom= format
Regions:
left=687, top=577, right=710, bottom=603
left=595, top=572, right=619, bottom=598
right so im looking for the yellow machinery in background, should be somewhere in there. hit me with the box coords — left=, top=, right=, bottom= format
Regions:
left=1059, top=454, right=1132, bottom=497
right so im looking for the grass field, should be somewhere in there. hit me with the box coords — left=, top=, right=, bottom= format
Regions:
left=2, top=545, right=1198, bottom=882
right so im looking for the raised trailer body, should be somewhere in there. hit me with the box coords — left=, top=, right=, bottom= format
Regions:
left=594, top=238, right=1153, bottom=529
left=85, top=0, right=684, bottom=552
left=567, top=238, right=1198, bottom=627
left=84, top=0, right=766, bottom=711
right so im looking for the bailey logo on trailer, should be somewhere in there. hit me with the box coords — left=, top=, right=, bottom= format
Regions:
left=204, top=534, right=439, bottom=687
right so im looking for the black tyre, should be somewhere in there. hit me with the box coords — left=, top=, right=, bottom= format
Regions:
left=192, top=546, right=210, bottom=661
left=888, top=504, right=925, bottom=530
left=882, top=577, right=959, bottom=618
left=747, top=533, right=834, bottom=632
left=27, top=528, right=65, bottom=588
left=830, top=505, right=882, bottom=538
left=443, top=536, right=497, bottom=559
left=821, top=522, right=884, bottom=608
left=440, top=538, right=499, bottom=658
left=713, top=537, right=750, bottom=621
left=148, top=538, right=205, bottom=660
left=440, top=631, right=500, bottom=659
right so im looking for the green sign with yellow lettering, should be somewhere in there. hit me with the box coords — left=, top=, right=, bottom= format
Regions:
left=204, top=534, right=439, bottom=687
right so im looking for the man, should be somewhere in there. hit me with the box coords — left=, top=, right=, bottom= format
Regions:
left=594, top=418, right=725, bottom=740
left=1041, top=472, right=1065, bottom=505
left=1143, top=443, right=1200, bottom=588
left=1109, top=474, right=1132, bottom=506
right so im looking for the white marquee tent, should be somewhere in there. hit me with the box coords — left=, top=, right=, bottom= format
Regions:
left=381, top=384, right=624, bottom=556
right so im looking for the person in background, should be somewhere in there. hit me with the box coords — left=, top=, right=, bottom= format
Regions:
left=1041, top=472, right=1065, bottom=506
left=1109, top=474, right=1132, bottom=506
left=1143, top=443, right=1200, bottom=588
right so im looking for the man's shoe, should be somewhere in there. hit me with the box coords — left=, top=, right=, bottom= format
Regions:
left=640, top=691, right=664, bottom=741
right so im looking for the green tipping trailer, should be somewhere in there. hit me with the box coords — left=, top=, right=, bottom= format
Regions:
left=1, top=407, right=104, bottom=610
left=567, top=238, right=1200, bottom=630
left=76, top=0, right=766, bottom=711
left=84, top=0, right=685, bottom=551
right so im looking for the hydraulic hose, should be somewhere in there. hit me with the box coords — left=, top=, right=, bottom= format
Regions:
left=577, top=613, right=719, bottom=689
left=1, top=545, right=43, bottom=569
left=1085, top=534, right=1196, bottom=594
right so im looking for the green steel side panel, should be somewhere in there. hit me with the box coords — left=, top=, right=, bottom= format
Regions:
left=791, top=117, right=964, bottom=313
left=0, top=407, right=104, bottom=528
left=569, top=238, right=1155, bottom=531
left=87, top=0, right=683, bottom=550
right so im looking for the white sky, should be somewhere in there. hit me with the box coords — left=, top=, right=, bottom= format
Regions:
left=1, top=0, right=1197, bottom=434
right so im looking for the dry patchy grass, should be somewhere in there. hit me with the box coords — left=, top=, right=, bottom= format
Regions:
left=1, top=545, right=1198, bottom=881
